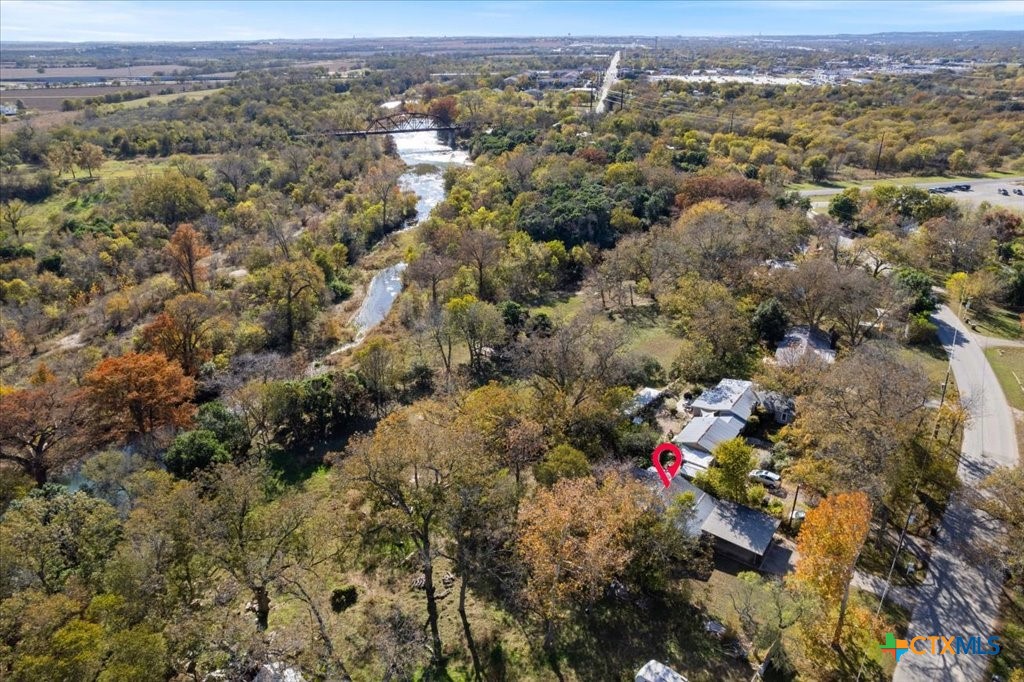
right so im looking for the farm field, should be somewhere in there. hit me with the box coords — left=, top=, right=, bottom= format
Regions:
left=1, top=83, right=209, bottom=111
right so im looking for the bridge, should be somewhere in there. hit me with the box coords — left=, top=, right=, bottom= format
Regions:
left=325, top=112, right=463, bottom=138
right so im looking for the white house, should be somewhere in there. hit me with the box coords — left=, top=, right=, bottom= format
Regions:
left=636, top=659, right=688, bottom=682
left=775, top=325, right=836, bottom=367
left=690, top=379, right=757, bottom=422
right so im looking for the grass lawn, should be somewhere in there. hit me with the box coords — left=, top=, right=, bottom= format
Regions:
left=900, top=343, right=958, bottom=402
left=971, top=305, right=1023, bottom=341
left=97, top=87, right=223, bottom=112
left=985, top=347, right=1024, bottom=412
left=991, top=588, right=1024, bottom=681
left=788, top=170, right=1019, bottom=192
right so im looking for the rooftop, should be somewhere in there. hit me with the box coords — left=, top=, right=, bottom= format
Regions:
left=691, top=379, right=757, bottom=420
left=673, top=415, right=744, bottom=454
left=775, top=325, right=836, bottom=367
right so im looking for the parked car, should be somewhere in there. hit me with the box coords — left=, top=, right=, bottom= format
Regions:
left=1014, top=188, right=1023, bottom=196
left=955, top=184, right=970, bottom=191
left=999, top=188, right=1010, bottom=196
left=749, top=469, right=782, bottom=488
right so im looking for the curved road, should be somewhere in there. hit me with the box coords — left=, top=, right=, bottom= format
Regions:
left=596, top=51, right=621, bottom=114
left=894, top=305, right=1019, bottom=682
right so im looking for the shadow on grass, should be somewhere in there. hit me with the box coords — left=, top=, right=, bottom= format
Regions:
left=556, top=588, right=752, bottom=681
left=269, top=416, right=378, bottom=484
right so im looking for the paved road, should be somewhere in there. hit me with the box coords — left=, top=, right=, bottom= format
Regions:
left=596, top=51, right=621, bottom=114
left=801, top=176, right=1024, bottom=213
left=894, top=305, right=1019, bottom=682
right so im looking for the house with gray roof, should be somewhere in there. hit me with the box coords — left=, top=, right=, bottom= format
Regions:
left=643, top=468, right=781, bottom=567
left=690, top=379, right=757, bottom=422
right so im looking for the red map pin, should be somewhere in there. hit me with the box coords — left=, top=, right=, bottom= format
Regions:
left=651, top=442, right=683, bottom=488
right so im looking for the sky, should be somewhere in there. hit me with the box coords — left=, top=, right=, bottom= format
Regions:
left=0, top=0, right=1022, bottom=42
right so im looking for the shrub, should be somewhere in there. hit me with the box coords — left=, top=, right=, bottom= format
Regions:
left=330, top=585, right=358, bottom=613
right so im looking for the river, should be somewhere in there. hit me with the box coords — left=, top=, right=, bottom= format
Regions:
left=329, top=129, right=470, bottom=354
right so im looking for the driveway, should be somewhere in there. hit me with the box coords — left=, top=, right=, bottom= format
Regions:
left=893, top=305, right=1019, bottom=682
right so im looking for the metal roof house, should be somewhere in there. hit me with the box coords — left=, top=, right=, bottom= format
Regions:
left=644, top=469, right=781, bottom=567
left=673, top=415, right=744, bottom=455
left=775, top=325, right=837, bottom=367
left=690, top=379, right=758, bottom=422
left=636, top=659, right=688, bottom=682
left=625, top=387, right=664, bottom=423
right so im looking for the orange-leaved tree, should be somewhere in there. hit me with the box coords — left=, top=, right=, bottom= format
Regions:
left=165, top=223, right=211, bottom=293
left=792, top=491, right=871, bottom=648
left=85, top=352, right=195, bottom=449
left=141, top=292, right=218, bottom=375
left=0, top=363, right=90, bottom=485
left=517, top=474, right=648, bottom=654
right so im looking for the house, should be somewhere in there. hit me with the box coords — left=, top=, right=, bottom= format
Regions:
left=671, top=414, right=744, bottom=477
left=625, top=387, right=664, bottom=423
left=636, top=659, right=688, bottom=682
left=645, top=469, right=781, bottom=567
left=774, top=325, right=836, bottom=367
left=690, top=379, right=757, bottom=421
left=758, top=390, right=796, bottom=425
left=673, top=414, right=744, bottom=455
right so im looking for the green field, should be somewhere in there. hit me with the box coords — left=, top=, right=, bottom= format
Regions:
left=98, top=88, right=223, bottom=112
left=788, top=170, right=1019, bottom=192
left=984, top=347, right=1024, bottom=411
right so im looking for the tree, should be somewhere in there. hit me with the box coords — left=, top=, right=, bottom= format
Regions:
left=406, top=248, right=455, bottom=303
left=803, top=154, right=830, bottom=183
left=445, top=295, right=505, bottom=375
left=980, top=465, right=1024, bottom=587
left=0, top=485, right=121, bottom=593
left=525, top=314, right=628, bottom=412
left=361, top=158, right=405, bottom=234
left=195, top=400, right=250, bottom=458
left=0, top=373, right=89, bottom=485
left=792, top=492, right=871, bottom=647
left=663, top=275, right=754, bottom=382
left=427, top=96, right=459, bottom=126
left=76, top=143, right=105, bottom=178
left=263, top=259, right=326, bottom=351
left=773, top=258, right=843, bottom=329
left=164, top=224, right=211, bottom=293
left=141, top=292, right=217, bottom=375
left=130, top=170, right=209, bottom=225
left=84, top=352, right=196, bottom=448
left=787, top=344, right=929, bottom=500
left=355, top=338, right=402, bottom=416
left=751, top=297, right=789, bottom=347
left=695, top=438, right=756, bottom=503
left=534, top=443, right=591, bottom=486
left=164, top=430, right=230, bottom=478
left=517, top=475, right=650, bottom=652
left=457, top=229, right=502, bottom=300
left=343, top=401, right=469, bottom=669
left=1, top=199, right=29, bottom=240
left=827, top=189, right=860, bottom=226
left=194, top=464, right=315, bottom=631
left=46, top=141, right=77, bottom=178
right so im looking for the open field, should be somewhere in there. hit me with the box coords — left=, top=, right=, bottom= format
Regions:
left=1, top=64, right=191, bottom=79
left=984, top=347, right=1024, bottom=412
left=1, top=83, right=204, bottom=111
left=99, top=87, right=223, bottom=111
left=789, top=171, right=1020, bottom=192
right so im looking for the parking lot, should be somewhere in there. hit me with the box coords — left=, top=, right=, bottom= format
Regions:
left=805, top=176, right=1024, bottom=213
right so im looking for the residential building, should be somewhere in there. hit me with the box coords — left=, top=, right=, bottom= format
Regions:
left=690, top=379, right=757, bottom=421
left=774, top=325, right=837, bottom=367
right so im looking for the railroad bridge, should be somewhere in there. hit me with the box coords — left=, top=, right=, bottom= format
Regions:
left=326, top=112, right=464, bottom=140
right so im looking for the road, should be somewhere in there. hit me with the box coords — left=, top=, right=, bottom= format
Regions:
left=893, top=305, right=1019, bottom=682
left=596, top=50, right=621, bottom=114
left=800, top=176, right=1024, bottom=212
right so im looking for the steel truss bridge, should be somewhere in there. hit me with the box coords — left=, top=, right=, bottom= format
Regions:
left=325, top=112, right=462, bottom=138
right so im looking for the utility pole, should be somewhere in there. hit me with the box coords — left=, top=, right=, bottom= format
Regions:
left=729, top=109, right=735, bottom=134
left=788, top=484, right=801, bottom=530
left=873, top=131, right=886, bottom=176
